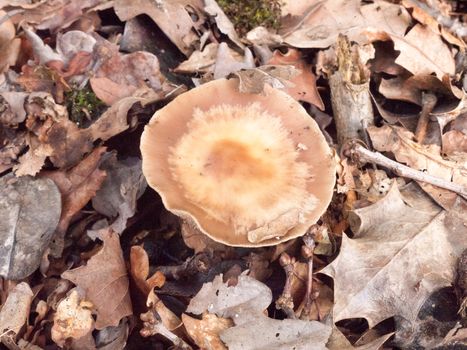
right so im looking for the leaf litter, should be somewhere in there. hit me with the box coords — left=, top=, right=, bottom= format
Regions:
left=0, top=0, right=466, bottom=349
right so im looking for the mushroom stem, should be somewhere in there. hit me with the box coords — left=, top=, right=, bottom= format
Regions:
left=348, top=142, right=467, bottom=199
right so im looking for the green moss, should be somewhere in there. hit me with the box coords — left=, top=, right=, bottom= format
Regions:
left=65, top=85, right=105, bottom=128
left=217, top=0, right=282, bottom=36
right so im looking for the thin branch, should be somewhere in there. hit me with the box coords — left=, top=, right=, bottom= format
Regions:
left=348, top=142, right=467, bottom=199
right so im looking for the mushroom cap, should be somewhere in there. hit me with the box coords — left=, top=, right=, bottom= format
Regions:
left=141, top=78, right=335, bottom=247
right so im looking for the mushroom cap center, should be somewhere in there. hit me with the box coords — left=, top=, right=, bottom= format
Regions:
left=204, top=139, right=273, bottom=181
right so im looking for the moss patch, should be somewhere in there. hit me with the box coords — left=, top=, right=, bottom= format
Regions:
left=65, top=86, right=105, bottom=128
left=217, top=0, right=282, bottom=36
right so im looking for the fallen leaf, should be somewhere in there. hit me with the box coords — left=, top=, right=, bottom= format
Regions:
left=368, top=125, right=467, bottom=209
left=182, top=313, right=232, bottom=350
left=0, top=282, right=34, bottom=339
left=0, top=127, right=26, bottom=173
left=188, top=274, right=332, bottom=349
left=282, top=0, right=411, bottom=48
left=94, top=319, right=128, bottom=350
left=114, top=0, right=203, bottom=55
left=0, top=175, right=61, bottom=280
left=322, top=183, right=466, bottom=336
left=51, top=289, right=94, bottom=347
left=129, top=246, right=166, bottom=296
left=220, top=316, right=332, bottom=350
left=391, top=24, right=455, bottom=79
left=233, top=65, right=300, bottom=94
left=0, top=92, right=28, bottom=125
left=402, top=0, right=466, bottom=48
left=267, top=48, right=324, bottom=109
left=90, top=49, right=165, bottom=105
left=174, top=43, right=219, bottom=75
left=92, top=154, right=146, bottom=233
left=0, top=10, right=20, bottom=72
left=1, top=0, right=108, bottom=32
left=326, top=325, right=393, bottom=350
left=213, top=42, right=255, bottom=79
left=204, top=0, right=244, bottom=49
left=62, top=228, right=132, bottom=329
left=186, top=274, right=271, bottom=321
left=41, top=147, right=106, bottom=256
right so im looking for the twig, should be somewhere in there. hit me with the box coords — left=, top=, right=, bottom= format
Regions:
left=348, top=142, right=467, bottom=199
left=415, top=92, right=437, bottom=143
left=301, top=234, right=320, bottom=320
left=275, top=253, right=296, bottom=319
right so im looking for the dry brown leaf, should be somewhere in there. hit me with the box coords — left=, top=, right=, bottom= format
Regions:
left=0, top=0, right=108, bottom=32
left=327, top=326, right=393, bottom=350
left=0, top=10, right=20, bottom=73
left=182, top=313, right=232, bottom=350
left=129, top=246, right=166, bottom=296
left=282, top=0, right=411, bottom=48
left=174, top=43, right=219, bottom=74
left=92, top=154, right=147, bottom=233
left=391, top=24, right=455, bottom=79
left=41, top=146, right=107, bottom=254
left=188, top=274, right=332, bottom=350
left=233, top=65, right=300, bottom=94
left=51, top=289, right=94, bottom=347
left=0, top=282, right=34, bottom=338
left=0, top=175, right=61, bottom=280
left=114, top=0, right=203, bottom=55
left=204, top=0, right=244, bottom=49
left=213, top=42, right=255, bottom=79
left=62, top=228, right=132, bottom=329
left=90, top=50, right=165, bottom=105
left=0, top=127, right=26, bottom=173
left=402, top=0, right=466, bottom=48
left=368, top=125, right=467, bottom=208
left=322, top=183, right=466, bottom=334
left=267, top=49, right=324, bottom=109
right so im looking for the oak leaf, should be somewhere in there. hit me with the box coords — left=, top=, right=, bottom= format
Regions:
left=62, top=228, right=132, bottom=329
left=322, top=183, right=466, bottom=333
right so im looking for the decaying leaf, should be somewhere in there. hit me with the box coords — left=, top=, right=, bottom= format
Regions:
left=0, top=0, right=109, bottom=32
left=233, top=65, right=299, bottom=94
left=204, top=0, right=244, bottom=49
left=182, top=313, right=232, bottom=350
left=368, top=125, right=467, bottom=208
left=62, top=228, right=132, bottom=329
left=92, top=153, right=146, bottom=233
left=213, top=42, right=255, bottom=79
left=114, top=0, right=203, bottom=55
left=267, top=49, right=324, bottom=109
left=41, top=147, right=106, bottom=256
left=90, top=49, right=166, bottom=105
left=187, top=274, right=271, bottom=321
left=0, top=10, right=20, bottom=73
left=187, top=274, right=332, bottom=349
left=220, top=316, right=332, bottom=350
left=51, top=289, right=94, bottom=347
left=0, top=282, right=34, bottom=340
left=391, top=24, right=455, bottom=79
left=322, top=182, right=466, bottom=337
left=0, top=175, right=61, bottom=279
left=129, top=246, right=166, bottom=296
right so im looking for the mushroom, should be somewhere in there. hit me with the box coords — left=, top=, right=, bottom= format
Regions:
left=140, top=78, right=335, bottom=247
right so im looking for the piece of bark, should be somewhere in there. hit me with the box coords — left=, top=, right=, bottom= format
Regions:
left=329, top=35, right=374, bottom=149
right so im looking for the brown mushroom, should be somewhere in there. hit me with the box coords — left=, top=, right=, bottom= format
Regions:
left=140, top=78, right=335, bottom=247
